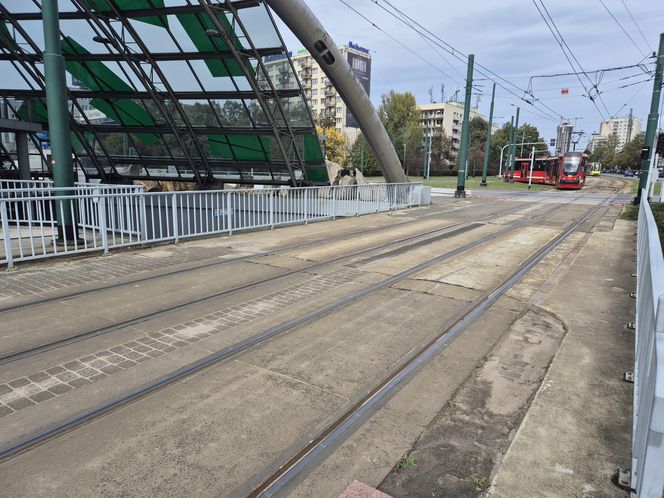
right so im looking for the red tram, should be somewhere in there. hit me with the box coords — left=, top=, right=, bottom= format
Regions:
left=509, top=151, right=587, bottom=190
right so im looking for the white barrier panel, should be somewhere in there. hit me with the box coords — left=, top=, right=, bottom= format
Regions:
left=0, top=182, right=429, bottom=268
left=633, top=190, right=664, bottom=497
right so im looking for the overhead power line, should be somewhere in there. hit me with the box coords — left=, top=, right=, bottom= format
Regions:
left=597, top=0, right=649, bottom=58
left=619, top=0, right=653, bottom=53
left=353, top=0, right=564, bottom=122
left=531, top=0, right=610, bottom=119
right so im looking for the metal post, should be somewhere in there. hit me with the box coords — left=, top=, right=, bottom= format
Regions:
left=509, top=107, right=520, bottom=179
left=635, top=33, right=664, bottom=205
left=481, top=83, right=496, bottom=187
left=304, top=188, right=309, bottom=223
left=98, top=195, right=109, bottom=255
left=505, top=116, right=514, bottom=181
left=528, top=146, right=535, bottom=189
left=226, top=192, right=233, bottom=235
left=1, top=201, right=14, bottom=269
left=456, top=54, right=474, bottom=198
left=331, top=186, right=336, bottom=220
left=269, top=189, right=275, bottom=229
left=42, top=0, right=75, bottom=242
left=16, top=132, right=30, bottom=181
left=499, top=144, right=508, bottom=177
left=171, top=193, right=179, bottom=242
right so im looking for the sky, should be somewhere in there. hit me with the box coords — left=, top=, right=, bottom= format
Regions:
left=274, top=0, right=664, bottom=147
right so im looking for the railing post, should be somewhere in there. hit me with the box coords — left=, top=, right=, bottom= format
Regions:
left=98, top=194, right=109, bottom=255
left=172, top=193, right=179, bottom=243
left=226, top=191, right=233, bottom=235
left=269, top=189, right=275, bottom=229
left=304, top=188, right=309, bottom=224
left=140, top=193, right=148, bottom=244
left=332, top=186, right=336, bottom=220
left=1, top=200, right=14, bottom=269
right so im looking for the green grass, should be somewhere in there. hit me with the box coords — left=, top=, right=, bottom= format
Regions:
left=651, top=203, right=664, bottom=249
left=470, top=474, right=489, bottom=490
left=620, top=204, right=639, bottom=221
left=366, top=175, right=549, bottom=191
left=394, top=455, right=416, bottom=471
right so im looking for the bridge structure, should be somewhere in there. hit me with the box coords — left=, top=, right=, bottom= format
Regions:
left=0, top=0, right=406, bottom=188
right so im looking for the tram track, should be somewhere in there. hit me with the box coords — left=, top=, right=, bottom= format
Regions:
left=243, top=191, right=619, bottom=498
left=0, top=192, right=555, bottom=315
left=0, top=197, right=558, bottom=366
left=0, top=193, right=588, bottom=462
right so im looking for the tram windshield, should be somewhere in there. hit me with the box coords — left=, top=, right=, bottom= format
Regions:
left=563, top=157, right=581, bottom=175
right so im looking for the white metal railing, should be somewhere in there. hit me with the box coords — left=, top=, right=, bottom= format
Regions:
left=0, top=182, right=428, bottom=268
left=632, top=190, right=664, bottom=497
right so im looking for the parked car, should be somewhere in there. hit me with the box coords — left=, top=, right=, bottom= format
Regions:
left=624, top=170, right=635, bottom=177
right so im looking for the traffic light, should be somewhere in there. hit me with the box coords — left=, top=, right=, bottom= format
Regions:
left=550, top=139, right=556, bottom=147
left=657, top=132, right=664, bottom=156
left=641, top=146, right=650, bottom=160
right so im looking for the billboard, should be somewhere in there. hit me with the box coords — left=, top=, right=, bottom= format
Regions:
left=345, top=51, right=371, bottom=128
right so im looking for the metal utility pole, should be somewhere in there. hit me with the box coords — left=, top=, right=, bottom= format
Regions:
left=481, top=83, right=496, bottom=186
left=509, top=107, right=520, bottom=179
left=626, top=107, right=634, bottom=144
left=42, top=0, right=76, bottom=242
left=456, top=53, right=474, bottom=198
left=528, top=146, right=535, bottom=189
left=505, top=115, right=515, bottom=181
left=636, top=33, right=664, bottom=205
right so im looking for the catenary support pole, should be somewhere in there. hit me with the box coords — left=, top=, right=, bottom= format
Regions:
left=509, top=107, right=520, bottom=180
left=505, top=116, right=514, bottom=181
left=635, top=33, right=664, bottom=205
left=481, top=83, right=496, bottom=186
left=42, top=0, right=76, bottom=241
left=456, top=53, right=474, bottom=198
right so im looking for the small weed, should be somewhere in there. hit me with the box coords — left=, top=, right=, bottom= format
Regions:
left=395, top=455, right=416, bottom=471
left=470, top=474, right=489, bottom=490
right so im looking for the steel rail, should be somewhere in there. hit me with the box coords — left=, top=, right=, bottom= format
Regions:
left=245, top=192, right=618, bottom=497
left=0, top=200, right=503, bottom=315
left=0, top=195, right=583, bottom=461
left=0, top=211, right=508, bottom=365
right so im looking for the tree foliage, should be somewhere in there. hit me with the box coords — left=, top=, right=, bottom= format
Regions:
left=344, top=90, right=422, bottom=177
left=316, top=125, right=349, bottom=165
left=591, top=132, right=644, bottom=170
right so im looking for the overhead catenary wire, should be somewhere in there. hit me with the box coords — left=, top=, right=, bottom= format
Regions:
left=619, top=0, right=654, bottom=54
left=336, top=0, right=460, bottom=84
left=597, top=0, right=649, bottom=59
left=531, top=0, right=610, bottom=120
left=353, top=0, right=564, bottom=122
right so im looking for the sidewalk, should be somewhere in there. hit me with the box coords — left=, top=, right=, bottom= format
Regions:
left=489, top=218, right=634, bottom=497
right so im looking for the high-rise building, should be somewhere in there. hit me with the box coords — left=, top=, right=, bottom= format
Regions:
left=263, top=42, right=371, bottom=142
left=417, top=101, right=492, bottom=152
left=589, top=115, right=642, bottom=152
left=556, top=123, right=574, bottom=155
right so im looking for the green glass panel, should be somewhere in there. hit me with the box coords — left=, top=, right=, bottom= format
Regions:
left=305, top=166, right=329, bottom=184
left=177, top=13, right=252, bottom=78
left=78, top=0, right=168, bottom=28
left=16, top=98, right=49, bottom=123
left=71, top=132, right=95, bottom=154
left=62, top=37, right=159, bottom=144
left=208, top=135, right=269, bottom=161
left=0, top=22, right=18, bottom=52
left=303, top=133, right=324, bottom=164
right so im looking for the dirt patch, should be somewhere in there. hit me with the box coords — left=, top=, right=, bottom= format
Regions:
left=378, top=307, right=567, bottom=497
